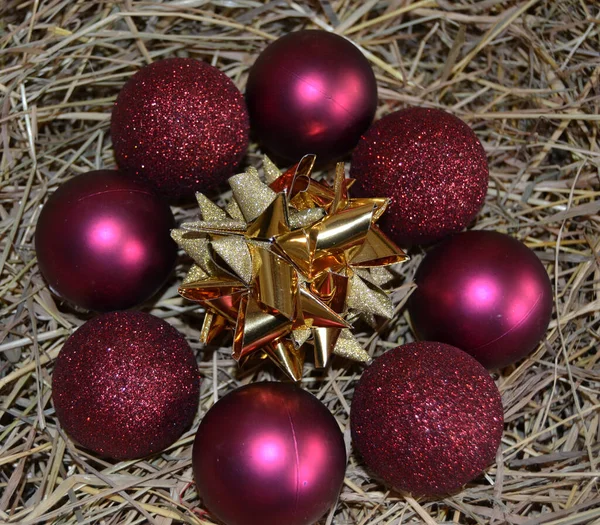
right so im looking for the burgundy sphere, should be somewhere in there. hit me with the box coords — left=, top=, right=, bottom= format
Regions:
left=52, top=312, right=200, bottom=460
left=246, top=30, right=377, bottom=164
left=193, top=382, right=346, bottom=525
left=409, top=231, right=553, bottom=369
left=111, top=58, right=249, bottom=199
left=351, top=342, right=504, bottom=496
left=350, top=107, right=489, bottom=245
left=35, top=170, right=176, bottom=312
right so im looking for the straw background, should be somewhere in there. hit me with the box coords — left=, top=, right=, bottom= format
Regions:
left=1, top=1, right=599, bottom=524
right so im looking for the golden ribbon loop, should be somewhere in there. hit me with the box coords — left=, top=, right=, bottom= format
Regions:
left=172, top=155, right=408, bottom=380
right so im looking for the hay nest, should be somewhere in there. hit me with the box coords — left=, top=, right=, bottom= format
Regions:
left=1, top=1, right=599, bottom=524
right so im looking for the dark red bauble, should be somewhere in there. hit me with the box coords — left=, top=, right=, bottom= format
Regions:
left=52, top=311, right=200, bottom=460
left=193, top=382, right=346, bottom=525
left=408, top=231, right=553, bottom=369
left=246, top=30, right=377, bottom=164
left=111, top=58, right=249, bottom=199
left=35, top=170, right=176, bottom=312
left=350, top=107, right=489, bottom=245
left=351, top=342, right=503, bottom=497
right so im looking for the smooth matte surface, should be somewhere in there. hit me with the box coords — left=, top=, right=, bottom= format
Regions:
left=246, top=30, right=377, bottom=164
left=409, top=231, right=553, bottom=368
left=193, top=382, right=346, bottom=525
left=35, top=170, right=176, bottom=311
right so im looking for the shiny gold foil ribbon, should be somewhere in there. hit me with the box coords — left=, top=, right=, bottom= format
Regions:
left=172, top=155, right=408, bottom=380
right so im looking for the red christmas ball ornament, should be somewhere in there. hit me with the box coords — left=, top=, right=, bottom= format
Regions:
left=193, top=382, right=346, bottom=525
left=246, top=30, right=377, bottom=164
left=52, top=311, right=200, bottom=460
left=351, top=342, right=503, bottom=497
left=408, top=230, right=553, bottom=369
left=35, top=170, right=176, bottom=312
left=350, top=107, right=489, bottom=245
left=111, top=58, right=249, bottom=199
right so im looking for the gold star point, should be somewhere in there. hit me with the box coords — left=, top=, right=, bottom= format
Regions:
left=173, top=155, right=407, bottom=380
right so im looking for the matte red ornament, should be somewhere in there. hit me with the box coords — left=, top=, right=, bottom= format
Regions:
left=35, top=170, right=176, bottom=312
left=351, top=342, right=503, bottom=497
left=350, top=107, right=489, bottom=245
left=52, top=311, right=200, bottom=460
left=193, top=382, right=346, bottom=525
left=111, top=58, right=249, bottom=199
left=246, top=30, right=377, bottom=164
left=408, top=230, right=553, bottom=369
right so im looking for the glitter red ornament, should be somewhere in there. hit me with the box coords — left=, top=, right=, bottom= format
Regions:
left=111, top=58, right=249, bottom=200
left=193, top=382, right=346, bottom=525
left=52, top=311, right=200, bottom=460
left=408, top=230, right=553, bottom=369
left=35, top=170, right=176, bottom=312
left=246, top=30, right=377, bottom=164
left=350, top=107, right=489, bottom=245
left=351, top=342, right=503, bottom=497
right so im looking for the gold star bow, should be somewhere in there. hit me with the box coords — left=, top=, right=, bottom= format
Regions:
left=172, top=155, right=407, bottom=380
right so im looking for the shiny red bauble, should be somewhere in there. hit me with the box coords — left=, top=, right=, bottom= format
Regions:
left=408, top=230, right=553, bottom=369
left=351, top=342, right=503, bottom=497
left=193, top=382, right=346, bottom=525
left=112, top=58, right=249, bottom=199
left=52, top=312, right=200, bottom=460
left=35, top=170, right=176, bottom=312
left=351, top=107, right=489, bottom=245
left=246, top=30, right=377, bottom=164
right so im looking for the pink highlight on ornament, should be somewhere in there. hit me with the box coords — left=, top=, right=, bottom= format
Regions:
left=296, top=74, right=326, bottom=104
left=123, top=240, right=145, bottom=265
left=252, top=434, right=288, bottom=471
left=297, top=435, right=328, bottom=488
left=306, top=121, right=328, bottom=139
left=467, top=276, right=499, bottom=309
left=505, top=273, right=545, bottom=326
left=91, top=219, right=121, bottom=248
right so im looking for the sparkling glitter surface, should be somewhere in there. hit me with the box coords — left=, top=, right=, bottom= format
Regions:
left=350, top=341, right=503, bottom=496
left=52, top=312, right=200, bottom=460
left=350, top=107, right=489, bottom=246
left=111, top=58, right=249, bottom=200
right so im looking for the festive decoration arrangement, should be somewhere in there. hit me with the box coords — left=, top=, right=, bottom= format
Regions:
left=35, top=170, right=177, bottom=312
left=246, top=30, right=377, bottom=164
left=172, top=154, right=407, bottom=380
left=111, top=58, right=249, bottom=200
left=409, top=230, right=553, bottom=368
left=193, top=382, right=346, bottom=525
left=351, top=107, right=489, bottom=245
left=52, top=311, right=200, bottom=460
left=351, top=342, right=504, bottom=496
left=36, top=28, right=558, bottom=521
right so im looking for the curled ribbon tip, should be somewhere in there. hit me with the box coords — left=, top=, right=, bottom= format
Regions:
left=173, top=155, right=408, bottom=381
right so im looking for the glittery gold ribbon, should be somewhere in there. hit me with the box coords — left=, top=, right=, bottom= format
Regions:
left=172, top=155, right=407, bottom=380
